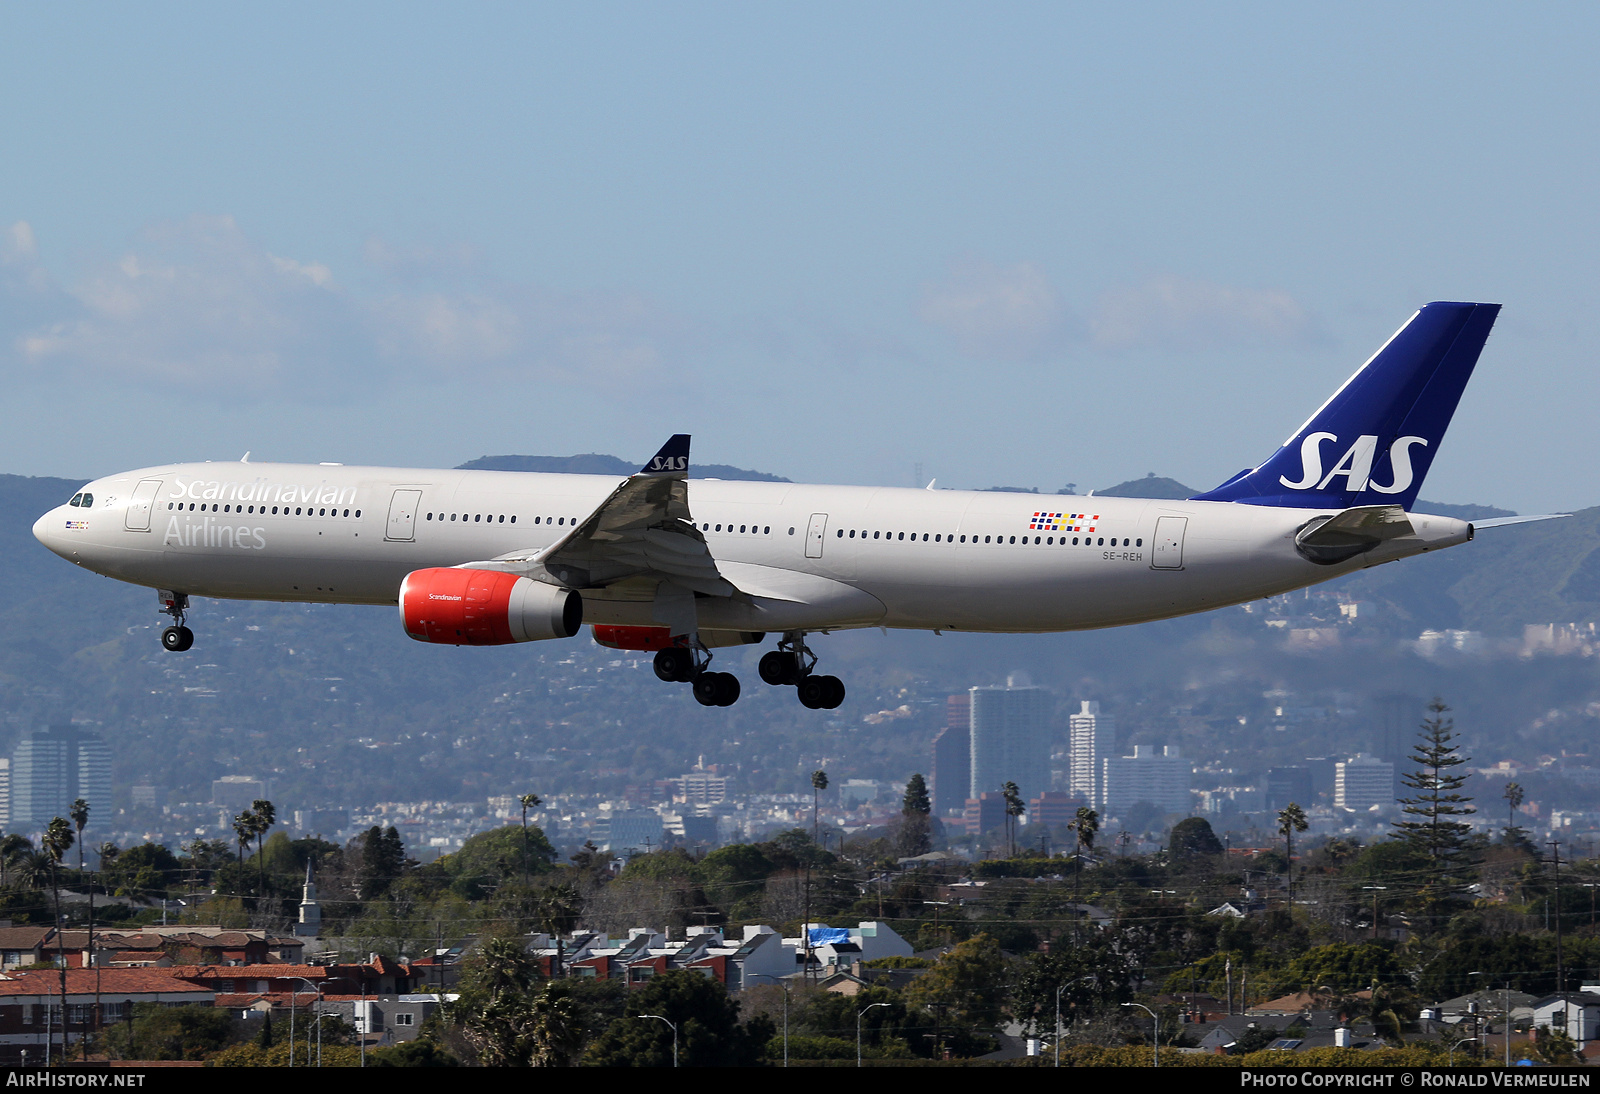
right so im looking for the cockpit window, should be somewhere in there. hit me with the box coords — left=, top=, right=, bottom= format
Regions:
left=81, top=493, right=92, bottom=507
left=69, top=494, right=82, bottom=507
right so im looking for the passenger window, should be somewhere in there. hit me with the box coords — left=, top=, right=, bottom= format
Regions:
left=789, top=527, right=796, bottom=535
left=498, top=515, right=504, bottom=523
left=1136, top=538, right=1142, bottom=546
left=535, top=516, right=542, bottom=524
left=510, top=516, right=515, bottom=523
left=984, top=536, right=991, bottom=543
left=764, top=526, right=770, bottom=534
left=836, top=529, right=843, bottom=537
left=450, top=514, right=456, bottom=521
left=741, top=525, right=747, bottom=534
left=355, top=510, right=361, bottom=518
left=320, top=508, right=326, bottom=516
left=1097, top=537, right=1104, bottom=545
left=558, top=518, right=565, bottom=525
left=849, top=530, right=856, bottom=538
left=345, top=509, right=351, bottom=517
left=873, top=531, right=879, bottom=539
left=934, top=535, right=941, bottom=542
left=1009, top=536, right=1015, bottom=544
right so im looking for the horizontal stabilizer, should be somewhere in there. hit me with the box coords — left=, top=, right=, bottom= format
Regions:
left=1294, top=504, right=1414, bottom=566
left=1470, top=513, right=1570, bottom=530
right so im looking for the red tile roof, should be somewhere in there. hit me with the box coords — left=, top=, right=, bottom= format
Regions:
left=0, top=969, right=214, bottom=996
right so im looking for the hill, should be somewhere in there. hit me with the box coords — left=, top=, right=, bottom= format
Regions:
left=457, top=454, right=789, bottom=482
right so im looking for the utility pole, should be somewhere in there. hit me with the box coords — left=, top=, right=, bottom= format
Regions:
left=1549, top=840, right=1565, bottom=997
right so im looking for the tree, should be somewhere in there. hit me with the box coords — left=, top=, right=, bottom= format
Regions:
left=1170, top=816, right=1224, bottom=859
left=1504, top=781, right=1527, bottom=845
left=810, top=770, right=829, bottom=844
left=1392, top=699, right=1477, bottom=904
left=231, top=812, right=254, bottom=898
left=905, top=933, right=1009, bottom=1035
left=41, top=817, right=74, bottom=1064
left=1068, top=806, right=1100, bottom=935
left=519, top=793, right=542, bottom=885
left=357, top=826, right=408, bottom=901
left=1277, top=803, right=1308, bottom=904
left=1002, top=781, right=1026, bottom=858
left=250, top=799, right=276, bottom=903
left=584, top=969, right=770, bottom=1067
left=896, top=773, right=933, bottom=857
left=104, top=1002, right=240, bottom=1061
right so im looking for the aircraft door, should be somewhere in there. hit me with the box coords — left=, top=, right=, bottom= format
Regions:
left=805, top=513, right=828, bottom=559
left=1150, top=515, right=1187, bottom=570
left=124, top=479, right=163, bottom=532
left=386, top=489, right=422, bottom=542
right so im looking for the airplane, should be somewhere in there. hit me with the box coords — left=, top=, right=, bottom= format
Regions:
left=33, top=301, right=1551, bottom=711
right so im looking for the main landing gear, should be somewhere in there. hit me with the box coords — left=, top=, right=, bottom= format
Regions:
left=759, top=631, right=845, bottom=710
left=157, top=590, right=194, bottom=653
left=653, top=642, right=741, bottom=707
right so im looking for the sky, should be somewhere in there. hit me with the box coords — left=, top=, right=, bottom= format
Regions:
left=1, top=3, right=1596, bottom=512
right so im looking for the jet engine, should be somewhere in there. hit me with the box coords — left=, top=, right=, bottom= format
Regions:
left=400, top=568, right=582, bottom=645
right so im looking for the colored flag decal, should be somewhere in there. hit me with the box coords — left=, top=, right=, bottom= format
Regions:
left=1033, top=512, right=1098, bottom=532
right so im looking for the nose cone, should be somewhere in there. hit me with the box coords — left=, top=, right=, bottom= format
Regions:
left=33, top=507, right=67, bottom=558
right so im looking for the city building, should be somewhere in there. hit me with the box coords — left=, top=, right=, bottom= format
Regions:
left=963, top=792, right=1007, bottom=837
left=968, top=677, right=1051, bottom=803
left=210, top=775, right=270, bottom=811
left=10, top=726, right=110, bottom=835
left=1265, top=766, right=1314, bottom=811
left=1101, top=746, right=1190, bottom=817
left=1029, top=790, right=1077, bottom=828
left=1069, top=701, right=1115, bottom=809
left=931, top=694, right=971, bottom=815
left=1335, top=753, right=1396, bottom=811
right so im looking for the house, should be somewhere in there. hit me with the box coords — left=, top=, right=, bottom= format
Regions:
left=1532, top=992, right=1600, bottom=1043
left=0, top=968, right=215, bottom=1065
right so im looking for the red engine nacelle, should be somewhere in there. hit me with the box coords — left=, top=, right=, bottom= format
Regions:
left=400, top=568, right=582, bottom=645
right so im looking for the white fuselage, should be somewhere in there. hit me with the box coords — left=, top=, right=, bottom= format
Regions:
left=32, top=461, right=1474, bottom=636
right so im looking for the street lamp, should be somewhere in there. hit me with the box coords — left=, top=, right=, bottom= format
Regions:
left=286, top=976, right=325, bottom=1067
left=1055, top=975, right=1097, bottom=1067
left=1121, top=1003, right=1159, bottom=1067
left=638, top=1014, right=678, bottom=1067
left=1449, top=1037, right=1480, bottom=1066
left=858, top=1002, right=890, bottom=1067
left=749, top=974, right=790, bottom=1067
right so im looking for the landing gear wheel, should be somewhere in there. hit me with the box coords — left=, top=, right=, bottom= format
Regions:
left=654, top=647, right=695, bottom=683
left=759, top=650, right=800, bottom=686
left=161, top=625, right=194, bottom=653
left=820, top=674, right=845, bottom=709
left=694, top=672, right=740, bottom=707
left=798, top=675, right=830, bottom=709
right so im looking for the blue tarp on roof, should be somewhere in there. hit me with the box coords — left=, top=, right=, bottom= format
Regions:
left=808, top=927, right=851, bottom=946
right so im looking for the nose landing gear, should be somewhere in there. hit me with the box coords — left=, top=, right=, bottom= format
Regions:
left=652, top=640, right=740, bottom=707
left=762, top=631, right=845, bottom=709
left=158, top=590, right=194, bottom=652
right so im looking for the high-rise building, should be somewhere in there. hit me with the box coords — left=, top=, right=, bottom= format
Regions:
left=1335, top=753, right=1396, bottom=811
left=0, top=759, right=11, bottom=831
left=11, top=726, right=111, bottom=834
left=931, top=695, right=972, bottom=815
left=969, top=680, right=1051, bottom=803
left=1069, top=701, right=1115, bottom=808
left=963, top=792, right=1007, bottom=837
left=1101, top=746, right=1190, bottom=817
left=1265, top=766, right=1314, bottom=811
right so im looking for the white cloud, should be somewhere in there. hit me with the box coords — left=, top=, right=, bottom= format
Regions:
left=1090, top=275, right=1311, bottom=350
left=0, top=217, right=691, bottom=398
left=917, top=258, right=1073, bottom=360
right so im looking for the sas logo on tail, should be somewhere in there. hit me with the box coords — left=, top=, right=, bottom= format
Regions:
left=1279, top=434, right=1427, bottom=494
left=647, top=455, right=689, bottom=472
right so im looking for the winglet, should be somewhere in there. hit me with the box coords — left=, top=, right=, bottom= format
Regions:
left=638, top=434, right=691, bottom=477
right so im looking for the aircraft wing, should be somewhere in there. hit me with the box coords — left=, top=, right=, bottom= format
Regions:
left=461, top=434, right=737, bottom=610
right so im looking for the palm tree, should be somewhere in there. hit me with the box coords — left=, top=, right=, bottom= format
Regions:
left=810, top=770, right=829, bottom=845
left=1504, top=781, right=1526, bottom=844
left=250, top=800, right=275, bottom=906
left=1002, top=781, right=1026, bottom=858
left=519, top=794, right=542, bottom=886
left=1277, top=802, right=1309, bottom=905
left=1068, top=806, right=1100, bottom=937
left=232, top=811, right=255, bottom=901
left=69, top=798, right=98, bottom=1050
left=42, top=817, right=74, bottom=1064
left=0, top=833, right=32, bottom=888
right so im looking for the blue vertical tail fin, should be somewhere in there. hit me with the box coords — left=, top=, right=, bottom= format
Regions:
left=1190, top=302, right=1500, bottom=511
